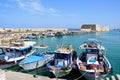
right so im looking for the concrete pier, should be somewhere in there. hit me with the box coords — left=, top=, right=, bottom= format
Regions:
left=1, top=69, right=120, bottom=80
left=0, top=69, right=6, bottom=80
left=5, top=70, right=56, bottom=80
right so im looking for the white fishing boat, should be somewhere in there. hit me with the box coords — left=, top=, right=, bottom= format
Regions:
left=19, top=52, right=54, bottom=70
left=46, top=32, right=55, bottom=37
left=21, top=38, right=30, bottom=41
left=47, top=44, right=77, bottom=78
left=19, top=44, right=54, bottom=70
left=0, top=39, right=36, bottom=69
left=27, top=33, right=38, bottom=39
left=77, top=39, right=112, bottom=80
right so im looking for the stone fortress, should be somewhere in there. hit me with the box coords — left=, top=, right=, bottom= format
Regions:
left=81, top=24, right=109, bottom=32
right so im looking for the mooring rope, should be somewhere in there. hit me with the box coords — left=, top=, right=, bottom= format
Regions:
left=75, top=72, right=88, bottom=80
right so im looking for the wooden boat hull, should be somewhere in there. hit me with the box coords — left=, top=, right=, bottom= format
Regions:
left=77, top=39, right=112, bottom=80
left=52, top=68, right=72, bottom=78
left=19, top=59, right=45, bottom=70
left=0, top=59, right=23, bottom=69
left=77, top=55, right=111, bottom=80
left=79, top=70, right=106, bottom=80
left=0, top=50, right=36, bottom=69
left=19, top=54, right=54, bottom=70
left=47, top=45, right=75, bottom=78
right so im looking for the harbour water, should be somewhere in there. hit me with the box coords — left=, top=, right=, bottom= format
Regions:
left=7, top=30, right=120, bottom=79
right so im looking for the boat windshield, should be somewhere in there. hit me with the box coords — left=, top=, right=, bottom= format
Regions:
left=55, top=53, right=71, bottom=60
left=86, top=49, right=99, bottom=53
left=86, top=41, right=98, bottom=45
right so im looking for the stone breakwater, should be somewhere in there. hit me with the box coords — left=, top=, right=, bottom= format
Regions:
left=0, top=28, right=68, bottom=33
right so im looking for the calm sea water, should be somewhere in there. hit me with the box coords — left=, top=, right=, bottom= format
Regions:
left=8, top=30, right=120, bottom=79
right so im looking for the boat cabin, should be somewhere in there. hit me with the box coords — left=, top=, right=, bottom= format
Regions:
left=54, top=52, right=72, bottom=69
left=0, top=46, right=33, bottom=62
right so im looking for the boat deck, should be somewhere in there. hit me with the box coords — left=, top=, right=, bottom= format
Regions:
left=19, top=55, right=47, bottom=64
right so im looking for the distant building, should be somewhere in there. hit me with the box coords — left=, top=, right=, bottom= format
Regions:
left=81, top=24, right=109, bottom=32
left=0, top=28, right=5, bottom=33
left=101, top=26, right=109, bottom=31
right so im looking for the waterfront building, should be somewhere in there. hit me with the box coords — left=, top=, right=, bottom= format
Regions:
left=101, top=26, right=110, bottom=31
left=81, top=24, right=109, bottom=32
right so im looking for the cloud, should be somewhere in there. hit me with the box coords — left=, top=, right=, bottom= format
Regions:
left=16, top=0, right=60, bottom=16
left=49, top=8, right=56, bottom=13
left=18, top=1, right=25, bottom=8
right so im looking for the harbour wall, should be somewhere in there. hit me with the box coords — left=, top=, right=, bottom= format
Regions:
left=0, top=28, right=68, bottom=33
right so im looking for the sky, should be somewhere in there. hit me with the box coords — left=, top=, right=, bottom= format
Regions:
left=0, top=0, right=120, bottom=29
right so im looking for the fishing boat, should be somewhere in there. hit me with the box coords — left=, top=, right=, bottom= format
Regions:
left=19, top=44, right=54, bottom=70
left=77, top=39, right=112, bottom=80
left=55, top=32, right=64, bottom=36
left=27, top=33, right=38, bottom=39
left=47, top=44, right=77, bottom=78
left=46, top=32, right=55, bottom=37
left=20, top=38, right=30, bottom=41
left=0, top=39, right=36, bottom=69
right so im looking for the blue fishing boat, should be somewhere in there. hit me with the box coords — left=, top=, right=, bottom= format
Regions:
left=77, top=39, right=112, bottom=80
left=19, top=52, right=54, bottom=70
left=0, top=39, right=36, bottom=69
left=19, top=45, right=54, bottom=70
left=47, top=44, right=77, bottom=78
